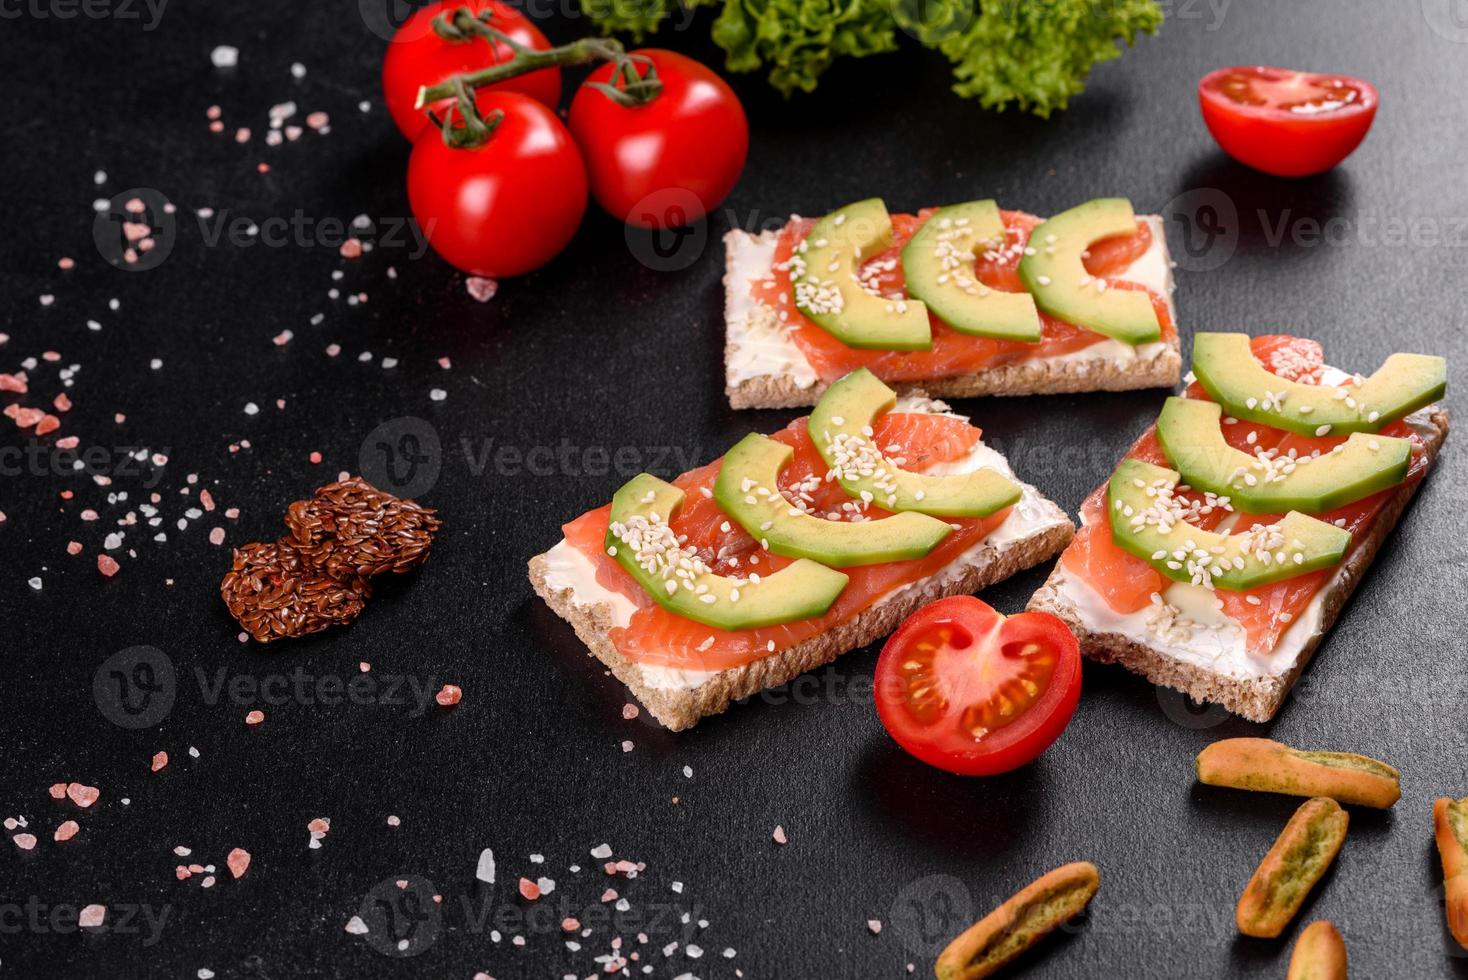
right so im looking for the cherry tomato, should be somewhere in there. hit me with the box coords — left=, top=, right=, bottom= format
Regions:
left=874, top=596, right=1081, bottom=776
left=408, top=93, right=587, bottom=278
left=568, top=49, right=748, bottom=228
left=383, top=0, right=561, bottom=142
left=1199, top=66, right=1378, bottom=177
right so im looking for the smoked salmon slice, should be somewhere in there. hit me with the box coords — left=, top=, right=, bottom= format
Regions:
left=751, top=210, right=1174, bottom=385
left=562, top=413, right=1011, bottom=672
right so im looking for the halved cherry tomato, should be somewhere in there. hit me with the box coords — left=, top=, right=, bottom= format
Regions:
left=1199, top=66, right=1377, bottom=177
left=874, top=596, right=1081, bottom=776
left=407, top=92, right=587, bottom=278
left=382, top=0, right=561, bottom=141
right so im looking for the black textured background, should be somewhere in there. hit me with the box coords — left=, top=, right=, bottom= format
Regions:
left=2, top=1, right=1465, bottom=977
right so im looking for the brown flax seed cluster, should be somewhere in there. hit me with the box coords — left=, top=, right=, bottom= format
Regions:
left=221, top=476, right=441, bottom=643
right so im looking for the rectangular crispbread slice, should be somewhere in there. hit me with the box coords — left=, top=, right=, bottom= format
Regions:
left=723, top=215, right=1182, bottom=410
left=1027, top=406, right=1449, bottom=722
left=528, top=421, right=1075, bottom=731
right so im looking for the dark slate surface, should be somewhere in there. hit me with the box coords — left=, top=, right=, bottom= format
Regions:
left=1, top=0, right=1465, bottom=977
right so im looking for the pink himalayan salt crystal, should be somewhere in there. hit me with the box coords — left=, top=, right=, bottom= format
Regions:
left=621, top=704, right=640, bottom=720
left=200, top=489, right=215, bottom=511
left=56, top=436, right=79, bottom=449
left=151, top=751, right=168, bottom=772
left=209, top=527, right=226, bottom=546
left=465, top=277, right=497, bottom=303
left=67, top=783, right=100, bottom=808
left=227, top=847, right=251, bottom=878
left=339, top=238, right=362, bottom=259
left=13, top=833, right=37, bottom=850
left=48, top=783, right=67, bottom=799
left=245, top=710, right=264, bottom=725
left=772, top=825, right=788, bottom=845
left=97, top=554, right=120, bottom=577
left=54, top=821, right=80, bottom=842
left=78, top=904, right=106, bottom=928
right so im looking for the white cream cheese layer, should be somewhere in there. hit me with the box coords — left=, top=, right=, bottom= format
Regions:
left=1051, top=400, right=1439, bottom=679
left=541, top=402, right=1070, bottom=691
left=724, top=213, right=1177, bottom=390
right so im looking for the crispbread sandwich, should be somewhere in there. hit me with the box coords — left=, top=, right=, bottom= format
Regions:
left=724, top=197, right=1181, bottom=410
left=1029, top=332, right=1448, bottom=721
left=530, top=369, right=1074, bottom=730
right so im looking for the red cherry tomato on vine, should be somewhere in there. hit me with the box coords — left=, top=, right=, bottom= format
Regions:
left=1198, top=66, right=1377, bottom=177
left=408, top=93, right=587, bottom=278
left=568, top=49, right=748, bottom=229
left=874, top=596, right=1081, bottom=777
left=383, top=0, right=561, bottom=142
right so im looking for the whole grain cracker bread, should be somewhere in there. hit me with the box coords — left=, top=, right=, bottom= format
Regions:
left=529, top=495, right=1074, bottom=731
left=722, top=226, right=1182, bottom=411
left=1027, top=407, right=1449, bottom=722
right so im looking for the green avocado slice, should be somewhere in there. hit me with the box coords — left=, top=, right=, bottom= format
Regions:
left=900, top=200, right=1042, bottom=342
left=714, top=434, right=953, bottom=566
left=606, top=474, right=848, bottom=630
left=1156, top=397, right=1414, bottom=514
left=807, top=368, right=1021, bottom=518
left=1107, top=458, right=1351, bottom=592
left=1016, top=198, right=1161, bottom=345
left=791, top=199, right=932, bottom=351
left=1192, top=332, right=1446, bottom=436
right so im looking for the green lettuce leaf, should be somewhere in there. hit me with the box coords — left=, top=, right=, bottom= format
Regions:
left=938, top=0, right=1163, bottom=116
left=577, top=0, right=1162, bottom=114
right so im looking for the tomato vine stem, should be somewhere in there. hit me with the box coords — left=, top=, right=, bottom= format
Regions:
left=414, top=5, right=662, bottom=119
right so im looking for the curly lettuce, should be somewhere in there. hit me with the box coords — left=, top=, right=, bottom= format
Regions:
left=579, top=0, right=1162, bottom=115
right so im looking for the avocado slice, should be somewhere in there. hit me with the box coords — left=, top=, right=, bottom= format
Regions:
left=714, top=434, right=953, bottom=566
left=808, top=368, right=1021, bottom=518
left=1107, top=458, right=1350, bottom=592
left=791, top=199, right=932, bottom=351
left=606, top=474, right=848, bottom=630
left=1016, top=198, right=1161, bottom=345
left=1156, top=397, right=1414, bottom=514
left=1192, top=332, right=1446, bottom=436
left=901, top=200, right=1042, bottom=342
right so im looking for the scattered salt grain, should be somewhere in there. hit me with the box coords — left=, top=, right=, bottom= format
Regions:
left=465, top=277, right=498, bottom=302
left=152, top=751, right=168, bottom=772
left=772, top=825, right=787, bottom=845
left=429, top=388, right=447, bottom=402
left=209, top=45, right=239, bottom=68
left=78, top=904, right=106, bottom=928
left=476, top=848, right=496, bottom=884
left=344, top=916, right=369, bottom=935
left=227, top=848, right=251, bottom=878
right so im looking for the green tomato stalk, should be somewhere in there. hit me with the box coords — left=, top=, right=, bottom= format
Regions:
left=415, top=5, right=661, bottom=148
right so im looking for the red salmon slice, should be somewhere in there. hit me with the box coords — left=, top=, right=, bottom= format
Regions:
left=751, top=211, right=1174, bottom=384
left=561, top=414, right=1013, bottom=672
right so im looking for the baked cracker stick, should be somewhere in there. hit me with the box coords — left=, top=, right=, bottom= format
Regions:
left=1197, top=737, right=1400, bottom=809
left=934, top=861, right=1098, bottom=980
left=1433, top=797, right=1468, bottom=949
left=1286, top=920, right=1347, bottom=980
left=1237, top=798, right=1349, bottom=939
